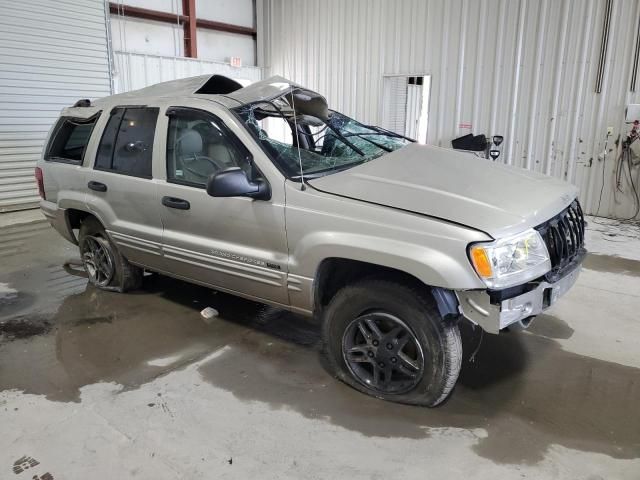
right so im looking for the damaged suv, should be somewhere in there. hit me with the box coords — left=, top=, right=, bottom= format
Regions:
left=37, top=75, right=585, bottom=407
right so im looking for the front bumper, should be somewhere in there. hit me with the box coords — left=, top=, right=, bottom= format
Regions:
left=456, top=259, right=583, bottom=334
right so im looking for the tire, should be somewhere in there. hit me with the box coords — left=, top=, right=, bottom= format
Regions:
left=78, top=216, right=143, bottom=292
left=321, top=278, right=462, bottom=407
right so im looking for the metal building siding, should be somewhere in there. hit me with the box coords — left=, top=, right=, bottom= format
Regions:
left=113, top=51, right=262, bottom=94
left=261, top=0, right=640, bottom=220
left=0, top=0, right=111, bottom=212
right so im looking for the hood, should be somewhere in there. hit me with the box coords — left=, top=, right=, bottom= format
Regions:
left=308, top=143, right=578, bottom=238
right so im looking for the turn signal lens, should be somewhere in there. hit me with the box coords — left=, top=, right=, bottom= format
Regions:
left=470, top=246, right=492, bottom=278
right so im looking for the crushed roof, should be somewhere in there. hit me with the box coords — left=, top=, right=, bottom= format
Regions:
left=89, top=74, right=301, bottom=109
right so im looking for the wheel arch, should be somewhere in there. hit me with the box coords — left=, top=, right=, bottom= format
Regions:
left=63, top=208, right=101, bottom=244
left=313, top=257, right=459, bottom=320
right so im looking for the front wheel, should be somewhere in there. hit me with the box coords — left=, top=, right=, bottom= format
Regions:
left=321, top=279, right=462, bottom=407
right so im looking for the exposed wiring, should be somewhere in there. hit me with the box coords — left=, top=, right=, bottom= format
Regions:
left=612, top=125, right=640, bottom=221
left=469, top=328, right=483, bottom=363
left=592, top=126, right=640, bottom=226
left=592, top=131, right=611, bottom=224
left=621, top=149, right=640, bottom=221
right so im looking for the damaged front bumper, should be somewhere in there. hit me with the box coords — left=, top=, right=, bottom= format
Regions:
left=456, top=259, right=583, bottom=334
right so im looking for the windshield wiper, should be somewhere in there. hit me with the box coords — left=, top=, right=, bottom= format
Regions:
left=341, top=133, right=401, bottom=152
left=361, top=124, right=415, bottom=142
left=324, top=124, right=365, bottom=156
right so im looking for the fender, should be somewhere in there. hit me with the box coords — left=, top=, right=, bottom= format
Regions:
left=286, top=231, right=486, bottom=313
left=291, top=231, right=483, bottom=288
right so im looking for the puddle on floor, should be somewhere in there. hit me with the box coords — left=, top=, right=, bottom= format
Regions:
left=525, top=314, right=575, bottom=340
left=583, top=253, right=640, bottom=277
left=0, top=314, right=52, bottom=339
left=196, top=314, right=640, bottom=465
left=0, top=227, right=639, bottom=466
left=0, top=276, right=241, bottom=403
left=2, top=272, right=636, bottom=465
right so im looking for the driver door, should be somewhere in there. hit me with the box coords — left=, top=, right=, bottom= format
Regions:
left=157, top=105, right=289, bottom=305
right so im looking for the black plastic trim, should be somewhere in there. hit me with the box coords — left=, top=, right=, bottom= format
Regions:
left=44, top=112, right=102, bottom=166
left=431, top=287, right=460, bottom=319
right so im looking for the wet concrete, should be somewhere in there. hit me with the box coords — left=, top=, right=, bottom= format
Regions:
left=0, top=276, right=236, bottom=402
left=525, top=313, right=575, bottom=340
left=583, top=252, right=640, bottom=277
left=196, top=317, right=640, bottom=465
left=1, top=220, right=639, bottom=474
left=0, top=314, right=52, bottom=339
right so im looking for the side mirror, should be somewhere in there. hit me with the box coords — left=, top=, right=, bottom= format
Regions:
left=206, top=167, right=271, bottom=200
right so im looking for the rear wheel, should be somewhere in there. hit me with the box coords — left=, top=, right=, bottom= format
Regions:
left=78, top=217, right=142, bottom=292
left=322, top=278, right=462, bottom=407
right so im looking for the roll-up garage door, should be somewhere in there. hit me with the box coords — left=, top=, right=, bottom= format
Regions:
left=0, top=0, right=112, bottom=212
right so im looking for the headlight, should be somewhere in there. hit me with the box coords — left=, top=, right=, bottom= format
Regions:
left=469, top=228, right=551, bottom=289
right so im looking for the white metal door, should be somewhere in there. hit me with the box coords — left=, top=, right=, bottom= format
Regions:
left=381, top=76, right=407, bottom=136
left=0, top=0, right=112, bottom=212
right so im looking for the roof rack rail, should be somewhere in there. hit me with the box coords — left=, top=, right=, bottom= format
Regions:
left=73, top=99, right=91, bottom=107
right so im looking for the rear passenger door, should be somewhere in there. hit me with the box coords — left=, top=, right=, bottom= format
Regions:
left=86, top=106, right=164, bottom=269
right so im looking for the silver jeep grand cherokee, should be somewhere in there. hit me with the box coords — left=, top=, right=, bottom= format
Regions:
left=37, top=75, right=585, bottom=407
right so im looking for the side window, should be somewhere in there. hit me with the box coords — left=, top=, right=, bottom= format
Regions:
left=45, top=113, right=100, bottom=164
left=95, top=107, right=159, bottom=178
left=166, top=108, right=251, bottom=187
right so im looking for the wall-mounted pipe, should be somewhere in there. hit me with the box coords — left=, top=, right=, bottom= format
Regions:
left=595, top=0, right=613, bottom=93
left=631, top=10, right=640, bottom=92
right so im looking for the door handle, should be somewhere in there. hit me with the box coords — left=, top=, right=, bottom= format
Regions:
left=162, top=196, right=190, bottom=210
left=88, top=181, right=107, bottom=192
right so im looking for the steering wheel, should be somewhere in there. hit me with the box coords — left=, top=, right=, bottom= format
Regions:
left=183, top=155, right=228, bottom=179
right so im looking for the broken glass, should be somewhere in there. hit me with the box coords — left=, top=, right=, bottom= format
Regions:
left=233, top=89, right=412, bottom=179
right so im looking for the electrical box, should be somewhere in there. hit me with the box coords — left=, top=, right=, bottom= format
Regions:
left=625, top=104, right=640, bottom=122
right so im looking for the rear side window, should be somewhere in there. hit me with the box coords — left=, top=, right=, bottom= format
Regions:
left=45, top=114, right=100, bottom=164
left=95, top=107, right=159, bottom=178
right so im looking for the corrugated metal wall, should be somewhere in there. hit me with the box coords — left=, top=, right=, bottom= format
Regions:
left=0, top=0, right=112, bottom=212
left=261, top=0, right=640, bottom=220
left=113, top=51, right=262, bottom=93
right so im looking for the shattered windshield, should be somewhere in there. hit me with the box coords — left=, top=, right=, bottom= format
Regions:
left=232, top=89, right=412, bottom=179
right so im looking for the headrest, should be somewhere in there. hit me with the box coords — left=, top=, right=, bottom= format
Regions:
left=178, top=130, right=203, bottom=155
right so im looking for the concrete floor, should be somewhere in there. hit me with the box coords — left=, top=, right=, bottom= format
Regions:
left=0, top=213, right=639, bottom=479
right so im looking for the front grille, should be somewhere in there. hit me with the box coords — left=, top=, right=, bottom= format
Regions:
left=535, top=200, right=586, bottom=280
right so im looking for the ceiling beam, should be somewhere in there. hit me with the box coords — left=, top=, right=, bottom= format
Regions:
left=108, top=3, right=187, bottom=24
left=108, top=3, right=257, bottom=47
left=196, top=18, right=257, bottom=38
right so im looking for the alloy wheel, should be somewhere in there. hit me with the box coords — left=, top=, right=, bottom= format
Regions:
left=82, top=235, right=115, bottom=287
left=342, top=312, right=425, bottom=395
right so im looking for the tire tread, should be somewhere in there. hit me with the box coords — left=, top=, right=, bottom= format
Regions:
left=321, top=277, right=462, bottom=407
